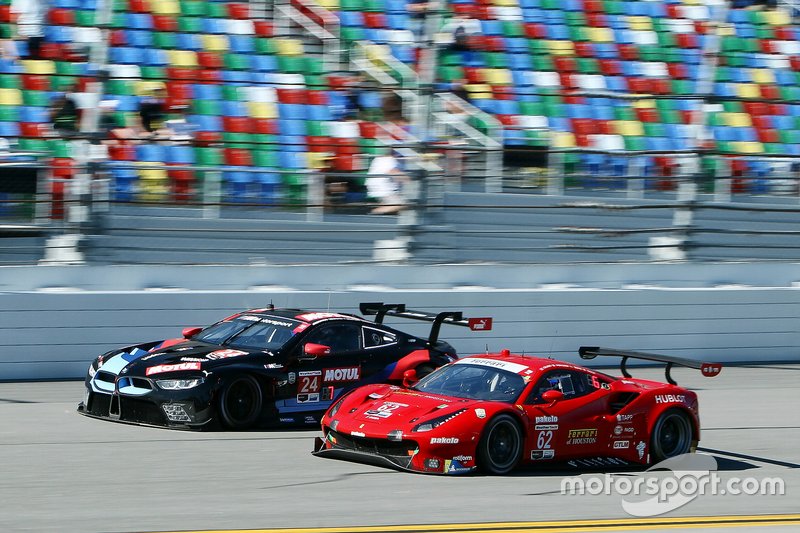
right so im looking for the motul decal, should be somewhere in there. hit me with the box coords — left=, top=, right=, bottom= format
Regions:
left=700, top=363, right=722, bottom=377
left=145, top=362, right=202, bottom=376
left=207, top=349, right=247, bottom=360
left=468, top=317, right=493, bottom=331
left=323, top=366, right=361, bottom=382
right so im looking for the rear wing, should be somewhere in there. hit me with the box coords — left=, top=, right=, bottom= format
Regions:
left=359, top=302, right=492, bottom=345
left=578, top=346, right=722, bottom=385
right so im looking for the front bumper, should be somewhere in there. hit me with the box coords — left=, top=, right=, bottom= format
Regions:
left=78, top=387, right=215, bottom=429
left=312, top=429, right=476, bottom=475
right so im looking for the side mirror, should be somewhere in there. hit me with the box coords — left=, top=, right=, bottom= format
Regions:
left=542, top=389, right=564, bottom=405
left=304, top=343, right=331, bottom=358
left=182, top=327, right=202, bottom=339
left=402, top=368, right=418, bottom=388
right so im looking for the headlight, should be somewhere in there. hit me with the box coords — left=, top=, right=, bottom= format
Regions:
left=328, top=394, right=348, bottom=418
left=156, top=378, right=204, bottom=390
left=412, top=408, right=466, bottom=432
left=88, top=362, right=97, bottom=378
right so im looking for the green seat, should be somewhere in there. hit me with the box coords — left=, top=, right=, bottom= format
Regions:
left=528, top=39, right=548, bottom=55
left=75, top=10, right=95, bottom=26
left=569, top=26, right=589, bottom=42
left=49, top=140, right=72, bottom=158
left=306, top=121, right=328, bottom=137
left=644, top=123, right=666, bottom=137
left=639, top=45, right=661, bottom=62
left=23, top=90, right=49, bottom=107
left=340, top=26, right=365, bottom=42
left=225, top=54, right=250, bottom=71
left=524, top=129, right=549, bottom=146
left=661, top=110, right=681, bottom=124
left=153, top=31, right=177, bottom=49
left=672, top=79, right=693, bottom=95
left=207, top=2, right=227, bottom=17
left=50, top=75, right=73, bottom=91
left=614, top=107, right=635, bottom=121
left=604, top=0, right=623, bottom=15
left=110, top=12, right=126, bottom=28
left=252, top=134, right=277, bottom=150
left=722, top=101, right=743, bottom=113
left=140, top=66, right=165, bottom=80
left=756, top=26, right=775, bottom=39
left=725, top=52, right=745, bottom=68
left=107, top=79, right=136, bottom=96
left=576, top=57, right=598, bottom=74
left=0, top=106, right=19, bottom=121
left=180, top=0, right=206, bottom=16
left=305, top=57, right=325, bottom=76
left=715, top=66, right=731, bottom=82
left=663, top=48, right=682, bottom=64
left=193, top=99, right=221, bottom=115
left=340, top=0, right=363, bottom=10
left=304, top=75, right=327, bottom=90
left=55, top=61, right=81, bottom=76
left=657, top=31, right=675, bottom=48
left=359, top=138, right=385, bottom=155
left=18, top=139, right=49, bottom=152
left=195, top=147, right=223, bottom=167
left=278, top=56, right=305, bottom=73
left=223, top=133, right=252, bottom=147
left=624, top=136, right=647, bottom=151
left=178, top=17, right=202, bottom=33
left=502, top=21, right=524, bottom=38
left=364, top=0, right=383, bottom=11
left=439, top=65, right=463, bottom=82
left=533, top=55, right=554, bottom=71
left=764, top=143, right=781, bottom=155
left=541, top=0, right=559, bottom=8
left=221, top=86, right=240, bottom=101
left=520, top=101, right=543, bottom=115
left=484, top=52, right=507, bottom=68
left=440, top=52, right=461, bottom=66
left=565, top=12, right=586, bottom=26
left=113, top=0, right=129, bottom=12
left=542, top=102, right=565, bottom=118
left=253, top=150, right=279, bottom=168
left=0, top=74, right=20, bottom=89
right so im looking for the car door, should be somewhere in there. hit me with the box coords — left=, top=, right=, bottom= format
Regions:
left=359, top=324, right=404, bottom=378
left=522, top=368, right=613, bottom=463
left=274, top=321, right=366, bottom=422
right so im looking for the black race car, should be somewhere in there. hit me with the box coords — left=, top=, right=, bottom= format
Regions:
left=78, top=303, right=492, bottom=430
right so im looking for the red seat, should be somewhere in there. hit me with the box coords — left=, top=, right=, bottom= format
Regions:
left=599, top=59, right=621, bottom=76
left=108, top=144, right=136, bottom=161
left=575, top=42, right=595, bottom=57
left=524, top=23, right=546, bottom=39
left=586, top=12, right=607, bottom=27
left=22, top=74, right=50, bottom=91
left=774, top=26, right=794, bottom=40
left=20, top=123, right=48, bottom=137
left=485, top=36, right=505, bottom=52
left=197, top=69, right=221, bottom=83
left=676, top=34, right=698, bottom=49
left=276, top=88, right=306, bottom=104
left=760, top=85, right=780, bottom=100
left=359, top=122, right=379, bottom=138
left=51, top=158, right=75, bottom=179
left=559, top=73, right=578, bottom=89
left=307, top=91, right=328, bottom=105
left=572, top=119, right=596, bottom=135
left=667, top=63, right=687, bottom=80
left=757, top=129, right=779, bottom=143
left=332, top=154, right=362, bottom=172
left=110, top=30, right=127, bottom=46
left=168, top=166, right=195, bottom=203
left=153, top=15, right=177, bottom=32
left=491, top=86, right=516, bottom=100
left=48, top=8, right=75, bottom=25
left=496, top=114, right=516, bottom=127
left=254, top=21, right=273, bottom=37
left=744, top=102, right=769, bottom=116
left=363, top=12, right=387, bottom=28
left=0, top=5, right=11, bottom=23
left=332, top=138, right=359, bottom=156
left=224, top=148, right=253, bottom=166
left=227, top=2, right=250, bottom=19
left=584, top=0, right=603, bottom=12
left=760, top=40, right=777, bottom=54
left=618, top=44, right=639, bottom=61
left=307, top=136, right=333, bottom=152
left=194, top=131, right=222, bottom=146
left=636, top=108, right=659, bottom=123
left=464, top=67, right=483, bottom=83
left=198, top=52, right=223, bottom=69
left=627, top=77, right=650, bottom=93
left=554, top=57, right=577, bottom=72
left=254, top=119, right=277, bottom=135
left=128, top=0, right=149, bottom=13
left=167, top=82, right=192, bottom=100
left=651, top=79, right=671, bottom=95
left=222, top=116, right=253, bottom=133
left=166, top=67, right=196, bottom=81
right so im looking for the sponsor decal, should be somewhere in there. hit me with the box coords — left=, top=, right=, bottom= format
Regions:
left=567, top=428, right=598, bottom=445
left=475, top=408, right=486, bottom=419
left=173, top=346, right=193, bottom=352
left=455, top=357, right=529, bottom=374
left=453, top=455, right=473, bottom=462
left=445, top=459, right=472, bottom=474
left=614, top=440, right=630, bottom=449
left=700, top=362, right=722, bottom=377
left=531, top=449, right=555, bottom=460
left=141, top=353, right=160, bottom=361
left=654, top=394, right=687, bottom=404
left=636, top=441, right=646, bottom=459
left=614, top=425, right=624, bottom=436
left=430, top=437, right=459, bottom=444
left=145, top=362, right=202, bottom=376
left=288, top=372, right=296, bottom=384
left=293, top=323, right=310, bottom=334
left=239, top=315, right=261, bottom=322
left=467, top=317, right=493, bottom=331
left=296, top=312, right=349, bottom=322
left=617, top=414, right=634, bottom=422
left=304, top=416, right=316, bottom=424
left=264, top=363, right=283, bottom=369
left=323, top=366, right=361, bottom=382
left=297, top=393, right=320, bottom=403
left=365, top=401, right=408, bottom=419
left=536, top=415, right=558, bottom=423
left=207, top=349, right=247, bottom=360
left=279, top=417, right=295, bottom=423
left=321, top=386, right=334, bottom=401
left=180, top=357, right=207, bottom=363
left=350, top=431, right=366, bottom=437
left=260, top=317, right=295, bottom=328
left=535, top=424, right=559, bottom=431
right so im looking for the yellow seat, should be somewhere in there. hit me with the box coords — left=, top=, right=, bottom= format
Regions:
left=632, top=99, right=656, bottom=109
left=750, top=69, right=774, bottom=85
left=21, top=60, right=55, bottom=75
left=202, top=35, right=229, bottom=53
left=167, top=50, right=198, bottom=68
left=551, top=132, right=576, bottom=149
left=316, top=0, right=339, bottom=8
left=306, top=152, right=333, bottom=170
left=764, top=9, right=790, bottom=26
left=464, top=84, right=492, bottom=99
left=151, top=0, right=179, bottom=15
left=275, top=38, right=304, bottom=56
left=731, top=141, right=764, bottom=154
left=484, top=68, right=512, bottom=85
left=493, top=0, right=517, bottom=5
left=548, top=40, right=575, bottom=56
left=0, top=88, right=22, bottom=106
left=727, top=112, right=752, bottom=128
left=135, top=81, right=166, bottom=96
left=248, top=102, right=278, bottom=119
left=614, top=120, right=644, bottom=137
left=589, top=27, right=614, bottom=43
left=627, top=16, right=652, bottom=31
left=137, top=163, right=169, bottom=201
left=736, top=83, right=760, bottom=99
left=717, top=24, right=735, bottom=37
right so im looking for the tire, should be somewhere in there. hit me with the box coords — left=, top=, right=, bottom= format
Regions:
left=650, top=408, right=693, bottom=462
left=217, top=375, right=263, bottom=430
left=477, top=414, right=523, bottom=475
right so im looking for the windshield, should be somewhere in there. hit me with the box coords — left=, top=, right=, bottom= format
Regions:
left=194, top=315, right=300, bottom=351
left=413, top=363, right=527, bottom=402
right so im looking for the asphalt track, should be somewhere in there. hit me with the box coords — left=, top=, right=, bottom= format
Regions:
left=1, top=365, right=798, bottom=533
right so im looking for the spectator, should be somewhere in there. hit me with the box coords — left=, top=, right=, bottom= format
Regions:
left=407, top=0, right=437, bottom=43
left=0, top=25, right=18, bottom=60
left=10, top=0, right=44, bottom=59
left=366, top=152, right=410, bottom=214
left=438, top=13, right=482, bottom=52
left=139, top=86, right=168, bottom=134
left=50, top=84, right=80, bottom=137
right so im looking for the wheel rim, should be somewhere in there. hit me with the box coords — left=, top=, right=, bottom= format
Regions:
left=487, top=421, right=519, bottom=470
left=656, top=413, right=691, bottom=458
left=224, top=379, right=258, bottom=424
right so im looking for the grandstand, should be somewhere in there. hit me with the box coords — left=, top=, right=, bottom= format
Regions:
left=4, top=0, right=800, bottom=264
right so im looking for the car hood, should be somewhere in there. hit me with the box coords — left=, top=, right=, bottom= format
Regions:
left=97, top=340, right=275, bottom=378
left=337, top=385, right=481, bottom=433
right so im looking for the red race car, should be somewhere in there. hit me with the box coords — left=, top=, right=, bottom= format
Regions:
left=313, top=347, right=722, bottom=475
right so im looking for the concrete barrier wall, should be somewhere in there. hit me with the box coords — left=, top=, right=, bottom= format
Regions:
left=3, top=286, right=799, bottom=380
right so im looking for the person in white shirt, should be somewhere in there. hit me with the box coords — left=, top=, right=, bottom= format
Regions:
left=10, top=0, right=44, bottom=58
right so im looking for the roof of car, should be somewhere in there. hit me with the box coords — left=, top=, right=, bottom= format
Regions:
left=243, top=308, right=364, bottom=323
left=458, top=351, right=591, bottom=375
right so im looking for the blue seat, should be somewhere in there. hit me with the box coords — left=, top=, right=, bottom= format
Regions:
left=595, top=43, right=618, bottom=59
left=386, top=0, right=406, bottom=12
left=278, top=135, right=306, bottom=152
left=278, top=103, right=307, bottom=120
left=390, top=45, right=415, bottom=63
left=480, top=20, right=503, bottom=35
left=496, top=100, right=519, bottom=115
left=194, top=85, right=222, bottom=100
left=256, top=172, right=281, bottom=203
left=176, top=33, right=202, bottom=51
left=549, top=117, right=570, bottom=132
left=115, top=95, right=139, bottom=112
left=506, top=38, right=528, bottom=53
left=279, top=152, right=306, bottom=169
left=19, top=106, right=49, bottom=123
left=522, top=8, right=543, bottom=23
left=511, top=69, right=531, bottom=86
left=387, top=14, right=409, bottom=29
left=358, top=91, right=383, bottom=109
left=519, top=0, right=541, bottom=8
left=109, top=165, right=138, bottom=202
left=190, top=115, right=222, bottom=132
left=472, top=99, right=497, bottom=114
left=547, top=24, right=569, bottom=40
left=0, top=121, right=20, bottom=137
left=127, top=13, right=153, bottom=30
left=222, top=101, right=248, bottom=117
left=340, top=12, right=365, bottom=26
left=278, top=119, right=308, bottom=136
left=126, top=29, right=153, bottom=47
left=252, top=55, right=278, bottom=72
left=229, top=36, right=255, bottom=54
left=143, top=48, right=168, bottom=66
left=135, top=144, right=167, bottom=162
left=201, top=18, right=225, bottom=34
left=222, top=71, right=252, bottom=83
left=307, top=105, right=332, bottom=121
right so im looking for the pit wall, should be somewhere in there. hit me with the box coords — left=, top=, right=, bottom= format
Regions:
left=3, top=262, right=800, bottom=380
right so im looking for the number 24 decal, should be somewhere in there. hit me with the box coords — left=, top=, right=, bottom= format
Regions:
left=299, top=375, right=320, bottom=393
